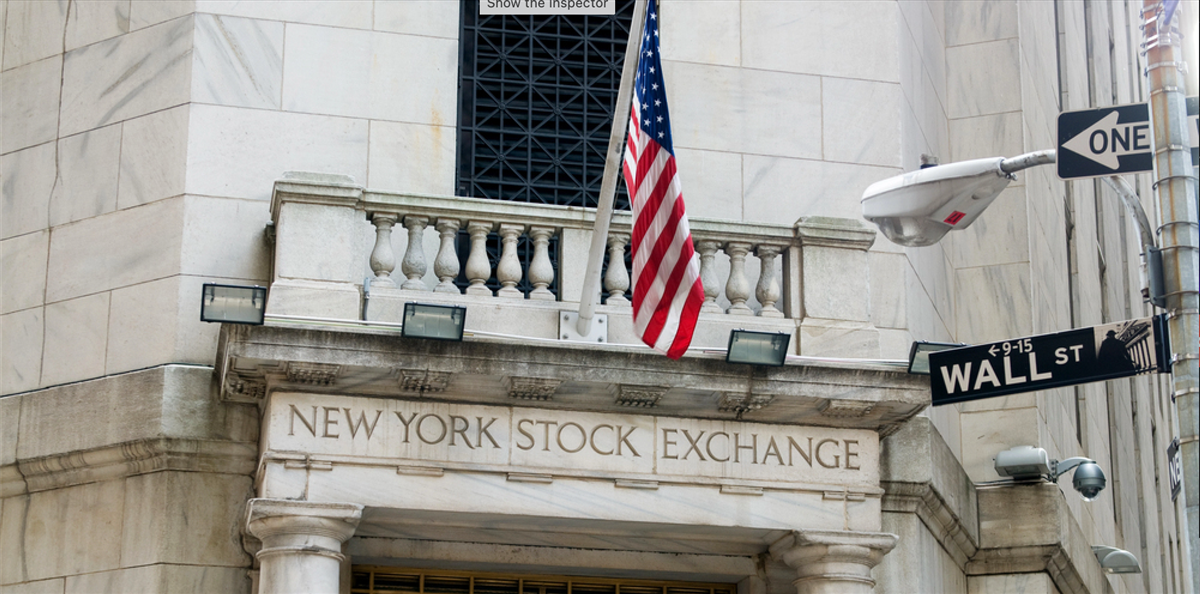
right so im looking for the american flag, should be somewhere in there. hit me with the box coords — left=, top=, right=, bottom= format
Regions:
left=621, top=1, right=704, bottom=359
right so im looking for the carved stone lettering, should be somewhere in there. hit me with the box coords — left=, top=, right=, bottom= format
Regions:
left=267, top=393, right=879, bottom=488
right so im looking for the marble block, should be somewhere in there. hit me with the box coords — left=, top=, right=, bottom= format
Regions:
left=282, top=25, right=458, bottom=125
left=117, top=106, right=189, bottom=209
left=1, top=142, right=56, bottom=240
left=660, top=0, right=739, bottom=67
left=2, top=0, right=68, bottom=71
left=129, top=0, right=194, bottom=31
left=374, top=0, right=460, bottom=39
left=366, top=121, right=456, bottom=195
left=59, top=15, right=193, bottom=137
left=946, top=38, right=1021, bottom=119
left=184, top=105, right=368, bottom=202
left=1, top=308, right=43, bottom=394
left=742, top=156, right=898, bottom=224
left=180, top=195, right=271, bottom=281
left=945, top=0, right=1018, bottom=47
left=2, top=56, right=62, bottom=154
left=65, top=0, right=131, bottom=51
left=41, top=293, right=110, bottom=386
left=45, top=197, right=185, bottom=303
left=1, top=480, right=125, bottom=583
left=822, top=78, right=902, bottom=168
left=664, top=61, right=821, bottom=160
left=741, top=0, right=899, bottom=82
left=192, top=14, right=283, bottom=109
left=121, top=471, right=253, bottom=567
left=63, top=564, right=248, bottom=594
left=196, top=0, right=372, bottom=30
left=1, top=230, right=48, bottom=315
left=49, top=123, right=122, bottom=227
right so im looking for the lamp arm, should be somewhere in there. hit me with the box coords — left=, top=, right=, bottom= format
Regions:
left=999, top=150, right=1057, bottom=174
left=1100, top=175, right=1157, bottom=252
left=1051, top=456, right=1095, bottom=481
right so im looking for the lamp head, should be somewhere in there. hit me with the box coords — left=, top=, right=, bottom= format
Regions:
left=861, top=157, right=1012, bottom=247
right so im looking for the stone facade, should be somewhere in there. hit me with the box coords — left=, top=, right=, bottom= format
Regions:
left=2, top=1, right=1195, bottom=593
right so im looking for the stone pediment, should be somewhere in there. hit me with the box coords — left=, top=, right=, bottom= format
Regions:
left=216, top=323, right=928, bottom=432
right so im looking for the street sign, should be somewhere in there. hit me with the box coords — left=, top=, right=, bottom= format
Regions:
left=1188, top=95, right=1198, bottom=167
left=930, top=315, right=1169, bottom=406
left=1167, top=437, right=1183, bottom=501
left=1058, top=103, right=1154, bottom=179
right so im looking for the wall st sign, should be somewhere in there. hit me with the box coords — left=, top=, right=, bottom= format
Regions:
left=929, top=316, right=1170, bottom=406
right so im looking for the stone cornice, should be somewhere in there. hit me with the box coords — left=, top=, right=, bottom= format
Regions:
left=216, top=323, right=928, bottom=431
left=882, top=480, right=978, bottom=568
left=1, top=437, right=257, bottom=497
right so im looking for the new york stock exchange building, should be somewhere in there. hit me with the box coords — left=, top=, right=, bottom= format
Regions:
left=1, top=1, right=1195, bottom=594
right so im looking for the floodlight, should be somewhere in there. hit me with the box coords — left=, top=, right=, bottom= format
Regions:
left=726, top=330, right=790, bottom=366
left=401, top=303, right=466, bottom=341
left=200, top=284, right=266, bottom=325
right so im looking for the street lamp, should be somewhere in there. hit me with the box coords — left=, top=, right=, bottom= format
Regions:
left=861, top=151, right=1056, bottom=247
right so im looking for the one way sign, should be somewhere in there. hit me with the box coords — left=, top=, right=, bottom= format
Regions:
left=1058, top=103, right=1154, bottom=180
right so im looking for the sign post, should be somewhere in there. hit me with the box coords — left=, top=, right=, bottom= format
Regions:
left=1057, top=103, right=1155, bottom=180
left=929, top=316, right=1170, bottom=406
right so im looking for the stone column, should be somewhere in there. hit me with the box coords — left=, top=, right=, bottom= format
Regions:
left=769, top=530, right=897, bottom=594
left=246, top=499, right=364, bottom=594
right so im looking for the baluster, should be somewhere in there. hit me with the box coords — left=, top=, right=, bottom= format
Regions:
left=724, top=242, right=753, bottom=315
left=433, top=218, right=462, bottom=294
left=496, top=223, right=525, bottom=298
left=755, top=245, right=784, bottom=318
left=528, top=226, right=556, bottom=301
left=368, top=213, right=399, bottom=288
left=696, top=240, right=722, bottom=313
left=465, top=221, right=493, bottom=296
left=400, top=215, right=429, bottom=291
left=604, top=233, right=630, bottom=305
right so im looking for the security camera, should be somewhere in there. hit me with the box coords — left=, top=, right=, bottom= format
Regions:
left=861, top=157, right=1013, bottom=247
left=993, top=446, right=1107, bottom=501
left=1065, top=459, right=1106, bottom=501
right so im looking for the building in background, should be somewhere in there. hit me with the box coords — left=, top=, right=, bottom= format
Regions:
left=2, top=1, right=1196, bottom=593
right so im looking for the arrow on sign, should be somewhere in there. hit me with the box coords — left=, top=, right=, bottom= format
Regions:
left=1062, top=111, right=1152, bottom=169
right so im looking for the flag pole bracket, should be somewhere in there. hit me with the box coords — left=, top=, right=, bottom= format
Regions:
left=560, top=312, right=608, bottom=344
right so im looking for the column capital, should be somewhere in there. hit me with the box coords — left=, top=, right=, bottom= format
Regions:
left=245, top=499, right=364, bottom=594
left=769, top=530, right=897, bottom=594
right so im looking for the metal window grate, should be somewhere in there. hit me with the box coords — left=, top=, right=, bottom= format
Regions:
left=351, top=567, right=737, bottom=594
left=456, top=0, right=634, bottom=210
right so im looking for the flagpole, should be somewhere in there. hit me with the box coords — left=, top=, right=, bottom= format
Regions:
left=575, top=0, right=648, bottom=336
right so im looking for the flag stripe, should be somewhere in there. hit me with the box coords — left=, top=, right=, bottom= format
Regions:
left=620, top=0, right=703, bottom=359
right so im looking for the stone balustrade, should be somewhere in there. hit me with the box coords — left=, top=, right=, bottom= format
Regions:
left=268, top=172, right=879, bottom=356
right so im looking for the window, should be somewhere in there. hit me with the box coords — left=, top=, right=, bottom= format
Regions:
left=456, top=0, right=635, bottom=210
left=351, top=566, right=737, bottom=594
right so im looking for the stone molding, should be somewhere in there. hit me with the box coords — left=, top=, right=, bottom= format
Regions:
left=769, top=529, right=898, bottom=593
left=966, top=485, right=1107, bottom=594
left=881, top=481, right=977, bottom=569
left=793, top=217, right=876, bottom=251
left=1, top=437, right=257, bottom=497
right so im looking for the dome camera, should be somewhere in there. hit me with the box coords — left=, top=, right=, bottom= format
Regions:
left=1072, top=462, right=1107, bottom=501
left=993, top=447, right=1107, bottom=502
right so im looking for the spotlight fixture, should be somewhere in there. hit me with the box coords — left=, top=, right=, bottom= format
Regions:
left=994, top=445, right=1107, bottom=501
left=401, top=303, right=466, bottom=341
left=906, top=341, right=966, bottom=374
left=1092, top=546, right=1142, bottom=574
left=726, top=330, right=790, bottom=367
left=200, top=284, right=267, bottom=325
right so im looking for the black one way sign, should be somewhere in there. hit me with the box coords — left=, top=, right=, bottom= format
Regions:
left=930, top=316, right=1169, bottom=406
left=1058, top=103, right=1154, bottom=180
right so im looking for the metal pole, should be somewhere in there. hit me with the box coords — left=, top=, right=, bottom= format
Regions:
left=576, top=0, right=647, bottom=336
left=1143, top=2, right=1200, bottom=590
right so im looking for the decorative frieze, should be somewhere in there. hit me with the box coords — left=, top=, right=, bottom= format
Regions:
left=398, top=369, right=451, bottom=394
left=504, top=376, right=561, bottom=400
left=285, top=362, right=341, bottom=386
left=717, top=392, right=774, bottom=414
left=818, top=399, right=875, bottom=418
left=615, top=385, right=667, bottom=408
